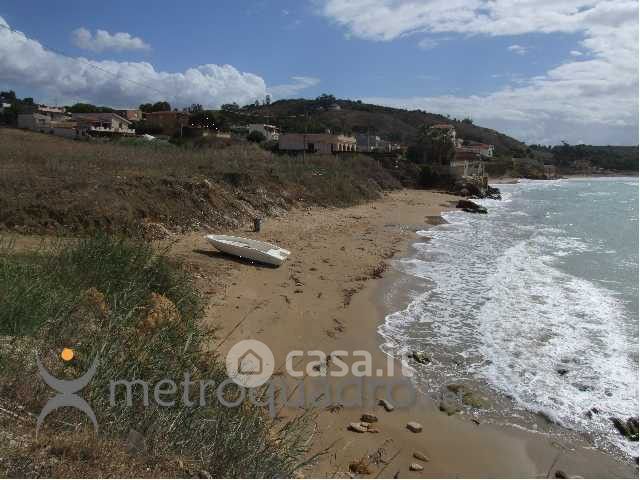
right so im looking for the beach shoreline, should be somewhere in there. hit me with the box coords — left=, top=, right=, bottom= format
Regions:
left=167, top=188, right=636, bottom=478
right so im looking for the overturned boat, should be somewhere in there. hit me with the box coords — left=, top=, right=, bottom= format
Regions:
left=204, top=235, right=291, bottom=266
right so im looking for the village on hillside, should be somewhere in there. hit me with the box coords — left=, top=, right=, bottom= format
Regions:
left=2, top=90, right=634, bottom=185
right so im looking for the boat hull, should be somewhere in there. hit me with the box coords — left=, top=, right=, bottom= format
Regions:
left=204, top=235, right=290, bottom=266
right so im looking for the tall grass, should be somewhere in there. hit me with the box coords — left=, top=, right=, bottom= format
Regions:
left=0, top=235, right=313, bottom=477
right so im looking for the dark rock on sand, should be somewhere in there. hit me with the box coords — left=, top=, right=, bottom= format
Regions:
left=361, top=413, right=378, bottom=423
left=456, top=199, right=488, bottom=214
left=557, top=368, right=569, bottom=376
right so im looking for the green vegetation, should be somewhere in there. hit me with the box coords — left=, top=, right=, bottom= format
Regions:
left=0, top=235, right=313, bottom=477
left=139, top=101, right=172, bottom=113
left=65, top=103, right=115, bottom=114
left=530, top=143, right=639, bottom=172
left=407, top=125, right=455, bottom=165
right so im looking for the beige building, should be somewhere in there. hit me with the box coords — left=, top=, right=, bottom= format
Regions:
left=279, top=133, right=357, bottom=153
left=18, top=113, right=51, bottom=132
left=71, top=113, right=135, bottom=135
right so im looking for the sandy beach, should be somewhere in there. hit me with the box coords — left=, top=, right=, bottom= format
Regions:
left=167, top=189, right=635, bottom=478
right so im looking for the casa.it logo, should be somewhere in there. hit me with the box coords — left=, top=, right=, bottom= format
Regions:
left=36, top=348, right=99, bottom=437
left=225, top=339, right=275, bottom=388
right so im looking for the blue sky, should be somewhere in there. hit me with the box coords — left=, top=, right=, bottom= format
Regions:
left=0, top=0, right=637, bottom=145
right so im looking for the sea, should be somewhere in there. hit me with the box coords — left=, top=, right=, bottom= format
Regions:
left=380, top=177, right=639, bottom=457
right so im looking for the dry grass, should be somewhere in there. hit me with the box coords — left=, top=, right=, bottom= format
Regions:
left=0, top=128, right=401, bottom=236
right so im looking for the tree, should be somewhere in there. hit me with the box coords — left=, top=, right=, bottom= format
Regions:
left=247, top=130, right=266, bottom=143
left=221, top=102, right=240, bottom=112
left=265, top=94, right=271, bottom=105
left=0, top=90, right=16, bottom=101
left=67, top=103, right=114, bottom=113
left=188, top=103, right=203, bottom=113
left=408, top=125, right=455, bottom=165
left=139, top=101, right=171, bottom=113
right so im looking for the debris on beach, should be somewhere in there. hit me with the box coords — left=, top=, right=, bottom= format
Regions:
left=378, top=399, right=395, bottom=412
left=348, top=422, right=368, bottom=433
left=406, top=421, right=423, bottom=433
left=409, top=463, right=424, bottom=471
left=413, top=451, right=429, bottom=462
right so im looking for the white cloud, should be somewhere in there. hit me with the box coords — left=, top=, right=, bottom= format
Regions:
left=72, top=27, right=151, bottom=52
left=507, top=44, right=527, bottom=55
left=0, top=17, right=267, bottom=108
left=417, top=37, right=439, bottom=50
left=318, top=0, right=639, bottom=144
left=570, top=49, right=584, bottom=56
left=269, top=76, right=320, bottom=97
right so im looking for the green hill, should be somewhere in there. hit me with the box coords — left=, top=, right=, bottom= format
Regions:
left=240, top=96, right=527, bottom=157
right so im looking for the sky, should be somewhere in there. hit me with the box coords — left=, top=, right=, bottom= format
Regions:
left=0, top=0, right=637, bottom=145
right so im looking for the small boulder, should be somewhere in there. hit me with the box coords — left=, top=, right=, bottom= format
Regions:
left=348, top=422, right=368, bottom=433
left=361, top=413, right=378, bottom=423
left=409, top=350, right=430, bottom=364
left=413, top=451, right=429, bottom=462
left=462, top=392, right=490, bottom=409
left=409, top=463, right=424, bottom=471
left=557, top=368, right=569, bottom=376
left=378, top=398, right=395, bottom=412
left=406, top=421, right=423, bottom=433
left=555, top=470, right=568, bottom=479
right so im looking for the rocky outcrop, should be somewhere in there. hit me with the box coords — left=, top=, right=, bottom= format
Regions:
left=610, top=416, right=639, bottom=441
left=456, top=199, right=488, bottom=214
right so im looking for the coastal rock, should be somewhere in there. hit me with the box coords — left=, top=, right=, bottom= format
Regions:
left=446, top=384, right=470, bottom=395
left=409, top=463, right=424, bottom=471
left=461, top=392, right=490, bottom=409
left=557, top=368, right=569, bottom=376
left=406, top=421, right=423, bottom=433
left=409, top=350, right=430, bottom=364
left=361, top=413, right=378, bottom=423
left=611, top=416, right=639, bottom=441
left=348, top=422, right=368, bottom=433
left=439, top=399, right=460, bottom=416
left=378, top=399, right=395, bottom=412
left=555, top=470, right=568, bottom=479
left=456, top=199, right=488, bottom=214
left=413, top=451, right=429, bottom=462
left=485, top=186, right=502, bottom=200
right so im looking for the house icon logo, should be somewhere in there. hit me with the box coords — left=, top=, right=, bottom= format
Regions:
left=225, top=339, right=274, bottom=388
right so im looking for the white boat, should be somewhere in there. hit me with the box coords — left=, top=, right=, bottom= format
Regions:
left=204, top=234, right=291, bottom=266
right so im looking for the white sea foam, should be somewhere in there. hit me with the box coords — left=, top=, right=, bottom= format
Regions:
left=380, top=179, right=639, bottom=457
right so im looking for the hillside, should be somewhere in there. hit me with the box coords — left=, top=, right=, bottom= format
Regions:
left=241, top=96, right=527, bottom=157
left=0, top=128, right=402, bottom=237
